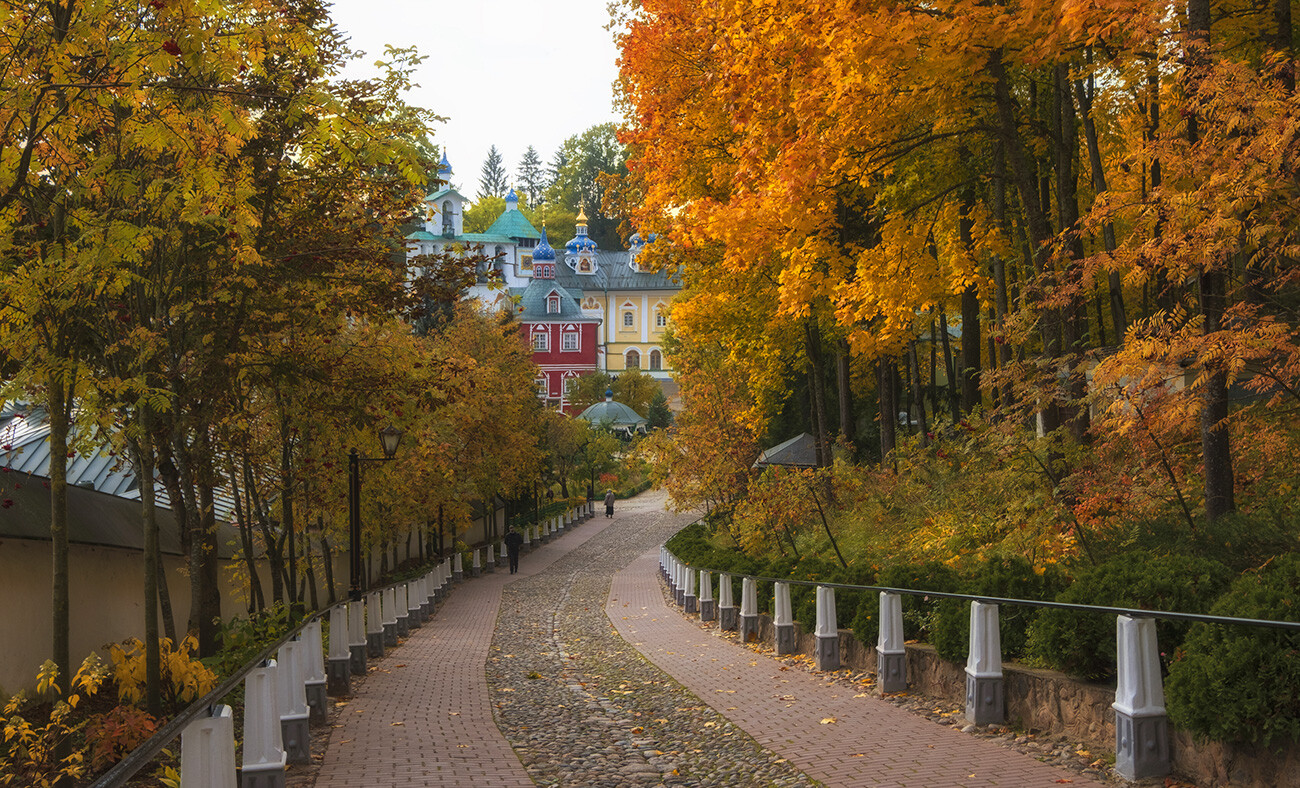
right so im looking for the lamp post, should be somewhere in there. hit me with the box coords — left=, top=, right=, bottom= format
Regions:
left=349, top=425, right=404, bottom=601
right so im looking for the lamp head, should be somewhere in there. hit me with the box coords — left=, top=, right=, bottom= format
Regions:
left=378, top=425, right=403, bottom=459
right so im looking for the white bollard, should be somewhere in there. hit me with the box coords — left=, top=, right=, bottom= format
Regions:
left=347, top=599, right=366, bottom=675
left=301, top=620, right=327, bottom=725
left=328, top=605, right=351, bottom=697
left=740, top=577, right=760, bottom=642
left=774, top=582, right=796, bottom=655
left=500, top=540, right=508, bottom=561
left=276, top=640, right=310, bottom=764
left=406, top=580, right=422, bottom=628
left=965, top=601, right=1004, bottom=725
left=699, top=570, right=715, bottom=622
left=366, top=591, right=384, bottom=658
left=684, top=566, right=698, bottom=614
left=393, top=584, right=410, bottom=637
left=815, top=586, right=840, bottom=670
left=382, top=587, right=399, bottom=647
left=1114, top=616, right=1170, bottom=781
left=719, top=572, right=738, bottom=631
left=180, top=703, right=236, bottom=788
left=877, top=592, right=906, bottom=693
left=241, top=659, right=285, bottom=788
left=453, top=552, right=464, bottom=582
left=472, top=548, right=482, bottom=577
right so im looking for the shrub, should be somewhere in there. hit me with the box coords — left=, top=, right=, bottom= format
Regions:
left=0, top=655, right=109, bottom=786
left=1166, top=553, right=1300, bottom=747
left=109, top=635, right=217, bottom=711
left=1025, top=554, right=1233, bottom=680
left=84, top=705, right=160, bottom=770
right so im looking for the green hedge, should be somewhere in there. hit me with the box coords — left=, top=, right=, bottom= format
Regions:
left=1024, top=554, right=1233, bottom=681
left=1166, top=553, right=1300, bottom=746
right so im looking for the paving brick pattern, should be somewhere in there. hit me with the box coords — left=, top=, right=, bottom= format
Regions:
left=608, top=548, right=1110, bottom=788
left=314, top=517, right=607, bottom=788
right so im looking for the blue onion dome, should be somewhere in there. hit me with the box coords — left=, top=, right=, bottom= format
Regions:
left=565, top=234, right=598, bottom=253
left=438, top=152, right=452, bottom=177
left=533, top=228, right=555, bottom=261
left=628, top=232, right=642, bottom=247
left=506, top=188, right=518, bottom=205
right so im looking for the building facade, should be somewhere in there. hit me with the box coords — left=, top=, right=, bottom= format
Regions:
left=404, top=156, right=680, bottom=410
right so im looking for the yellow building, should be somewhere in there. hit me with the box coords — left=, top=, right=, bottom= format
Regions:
left=557, top=209, right=679, bottom=386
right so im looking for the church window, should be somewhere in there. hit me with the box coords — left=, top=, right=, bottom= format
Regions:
left=650, top=350, right=662, bottom=370
left=655, top=311, right=667, bottom=328
left=532, top=331, right=549, bottom=352
left=626, top=349, right=640, bottom=369
left=442, top=200, right=453, bottom=235
left=535, top=375, right=548, bottom=396
left=547, top=294, right=561, bottom=314
left=622, top=311, right=634, bottom=328
left=562, top=331, right=579, bottom=351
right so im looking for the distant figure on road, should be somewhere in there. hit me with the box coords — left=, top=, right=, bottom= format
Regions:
left=504, top=526, right=524, bottom=574
left=604, top=489, right=616, bottom=518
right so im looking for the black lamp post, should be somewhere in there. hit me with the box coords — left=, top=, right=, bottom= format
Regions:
left=349, top=425, right=404, bottom=601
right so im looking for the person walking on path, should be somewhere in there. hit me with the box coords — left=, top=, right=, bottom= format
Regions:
left=504, top=526, right=524, bottom=573
left=604, top=489, right=616, bottom=518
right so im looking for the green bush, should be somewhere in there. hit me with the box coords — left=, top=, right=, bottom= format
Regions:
left=1166, top=553, right=1300, bottom=747
left=930, top=555, right=1067, bottom=663
left=1025, top=554, right=1233, bottom=680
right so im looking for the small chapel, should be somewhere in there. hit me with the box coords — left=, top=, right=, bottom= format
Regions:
left=405, top=155, right=680, bottom=413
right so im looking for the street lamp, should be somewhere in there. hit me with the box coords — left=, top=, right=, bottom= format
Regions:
left=349, top=425, right=404, bottom=601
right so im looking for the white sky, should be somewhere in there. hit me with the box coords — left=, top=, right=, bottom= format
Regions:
left=327, top=0, right=625, bottom=200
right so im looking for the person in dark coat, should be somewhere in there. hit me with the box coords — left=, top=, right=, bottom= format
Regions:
left=604, top=489, right=616, bottom=518
left=504, top=526, right=524, bottom=574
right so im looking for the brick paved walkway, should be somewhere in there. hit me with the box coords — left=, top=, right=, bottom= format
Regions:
left=314, top=517, right=613, bottom=788
left=607, top=549, right=1109, bottom=788
left=314, top=498, right=1110, bottom=787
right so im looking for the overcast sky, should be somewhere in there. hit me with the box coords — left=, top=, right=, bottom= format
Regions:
left=327, top=0, right=624, bottom=200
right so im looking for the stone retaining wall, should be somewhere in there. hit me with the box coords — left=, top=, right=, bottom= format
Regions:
left=748, top=614, right=1299, bottom=787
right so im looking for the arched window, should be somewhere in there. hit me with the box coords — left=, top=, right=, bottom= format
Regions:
left=626, top=349, right=640, bottom=369
left=442, top=200, right=453, bottom=236
left=649, top=350, right=662, bottom=370
left=547, top=294, right=561, bottom=314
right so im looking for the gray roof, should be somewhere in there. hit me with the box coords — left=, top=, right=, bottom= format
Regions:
left=577, top=396, right=649, bottom=429
left=554, top=250, right=680, bottom=294
left=0, top=402, right=239, bottom=555
left=517, top=279, right=600, bottom=322
left=753, top=433, right=819, bottom=469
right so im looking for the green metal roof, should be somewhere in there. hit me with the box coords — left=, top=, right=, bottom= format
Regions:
left=424, top=187, right=470, bottom=203
left=486, top=208, right=541, bottom=240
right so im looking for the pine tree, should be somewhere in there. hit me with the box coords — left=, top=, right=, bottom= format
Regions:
left=517, top=145, right=544, bottom=203
left=647, top=389, right=674, bottom=430
left=545, top=149, right=569, bottom=200
left=478, top=144, right=508, bottom=199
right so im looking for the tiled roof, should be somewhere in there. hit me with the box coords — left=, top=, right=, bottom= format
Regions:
left=517, top=279, right=600, bottom=322
left=486, top=208, right=541, bottom=241
left=554, top=250, right=680, bottom=293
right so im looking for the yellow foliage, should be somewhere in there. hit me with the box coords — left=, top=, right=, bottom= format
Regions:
left=109, top=636, right=217, bottom=709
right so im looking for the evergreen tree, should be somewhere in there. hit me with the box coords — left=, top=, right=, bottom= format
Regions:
left=478, top=144, right=508, bottom=199
left=517, top=145, right=544, bottom=202
left=545, top=149, right=569, bottom=198
left=647, top=389, right=674, bottom=430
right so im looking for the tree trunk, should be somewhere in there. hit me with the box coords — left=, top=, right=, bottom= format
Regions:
left=909, top=342, right=930, bottom=446
left=1056, top=62, right=1090, bottom=440
left=48, top=373, right=71, bottom=695
left=835, top=338, right=855, bottom=449
left=805, top=316, right=831, bottom=467
left=958, top=194, right=982, bottom=413
left=989, top=52, right=1061, bottom=433
left=877, top=357, right=897, bottom=459
left=1073, top=52, right=1126, bottom=338
left=133, top=430, right=162, bottom=716
left=991, top=141, right=1014, bottom=411
left=939, top=309, right=961, bottom=423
